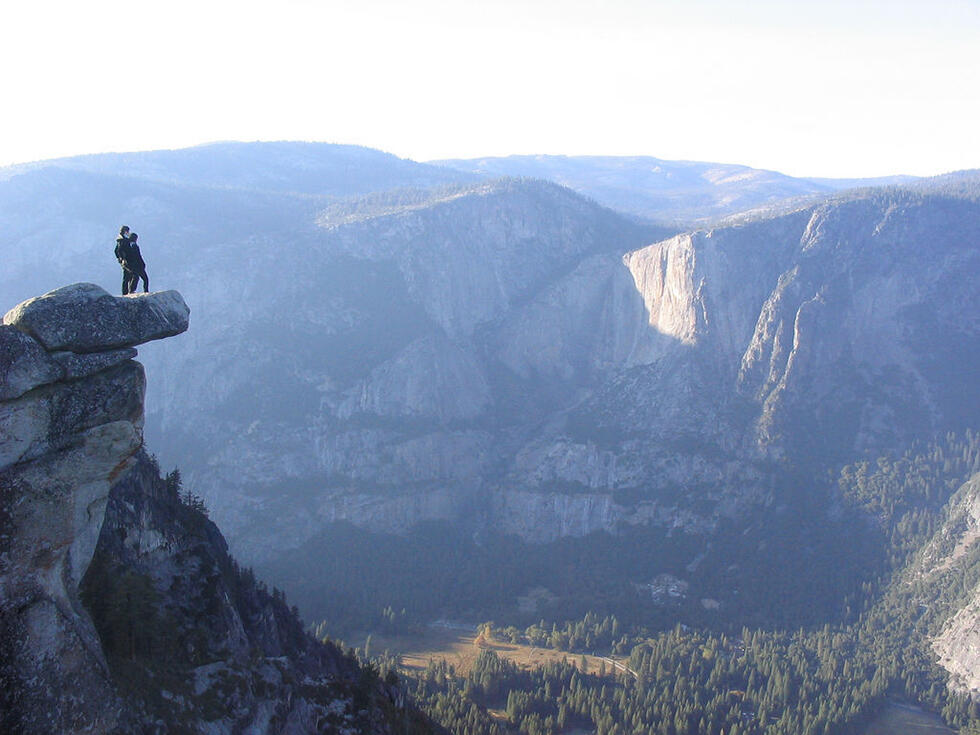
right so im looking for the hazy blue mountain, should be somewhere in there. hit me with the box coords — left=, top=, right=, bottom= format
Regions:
left=433, top=154, right=920, bottom=223
left=4, top=140, right=478, bottom=197
left=3, top=142, right=980, bottom=649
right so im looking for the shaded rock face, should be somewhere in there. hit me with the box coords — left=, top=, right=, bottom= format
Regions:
left=734, top=195, right=980, bottom=460
left=0, top=326, right=61, bottom=401
left=0, top=361, right=145, bottom=470
left=0, top=284, right=188, bottom=734
left=80, top=453, right=430, bottom=735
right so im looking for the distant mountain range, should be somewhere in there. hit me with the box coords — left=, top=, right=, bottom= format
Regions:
left=3, top=143, right=980, bottom=702
left=3, top=141, right=476, bottom=196
left=433, top=154, right=919, bottom=223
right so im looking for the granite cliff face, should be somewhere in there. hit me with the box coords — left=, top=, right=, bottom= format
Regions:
left=608, top=189, right=980, bottom=463
left=0, top=284, right=432, bottom=734
left=125, top=178, right=980, bottom=581
left=0, top=284, right=189, bottom=732
left=2, top=146, right=979, bottom=632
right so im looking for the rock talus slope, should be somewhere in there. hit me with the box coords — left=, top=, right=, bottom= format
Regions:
left=927, top=474, right=980, bottom=697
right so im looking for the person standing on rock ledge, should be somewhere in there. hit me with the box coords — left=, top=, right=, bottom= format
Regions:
left=126, top=232, right=150, bottom=294
left=114, top=225, right=136, bottom=295
left=114, top=226, right=150, bottom=294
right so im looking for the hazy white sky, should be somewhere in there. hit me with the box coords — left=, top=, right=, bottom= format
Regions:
left=2, top=0, right=977, bottom=177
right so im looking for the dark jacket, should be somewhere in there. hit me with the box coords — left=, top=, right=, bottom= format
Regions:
left=128, top=243, right=146, bottom=270
left=115, top=236, right=133, bottom=267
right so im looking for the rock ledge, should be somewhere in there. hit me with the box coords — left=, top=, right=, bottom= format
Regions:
left=0, top=283, right=189, bottom=732
left=3, top=282, right=190, bottom=353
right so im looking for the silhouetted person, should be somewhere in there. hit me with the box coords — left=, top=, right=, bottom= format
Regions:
left=126, top=232, right=150, bottom=293
left=115, top=225, right=136, bottom=294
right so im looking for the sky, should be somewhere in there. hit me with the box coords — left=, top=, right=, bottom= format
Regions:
left=1, top=0, right=978, bottom=178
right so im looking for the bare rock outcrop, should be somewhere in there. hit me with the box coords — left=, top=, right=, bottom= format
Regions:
left=4, top=282, right=189, bottom=353
left=0, top=326, right=62, bottom=401
left=0, top=284, right=189, bottom=733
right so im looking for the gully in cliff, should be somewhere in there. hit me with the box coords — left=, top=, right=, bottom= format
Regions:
left=0, top=283, right=189, bottom=733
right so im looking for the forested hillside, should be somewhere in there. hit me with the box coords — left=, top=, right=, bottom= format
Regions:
left=359, top=433, right=980, bottom=735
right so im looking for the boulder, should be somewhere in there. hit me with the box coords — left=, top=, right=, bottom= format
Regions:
left=0, top=325, right=62, bottom=401
left=3, top=283, right=189, bottom=353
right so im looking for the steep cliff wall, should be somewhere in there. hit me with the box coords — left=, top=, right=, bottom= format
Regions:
left=124, top=179, right=980, bottom=577
left=737, top=193, right=980, bottom=460
left=0, top=284, right=433, bottom=734
left=0, top=284, right=189, bottom=733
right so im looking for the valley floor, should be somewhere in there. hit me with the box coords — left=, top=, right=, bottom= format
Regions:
left=356, top=625, right=623, bottom=679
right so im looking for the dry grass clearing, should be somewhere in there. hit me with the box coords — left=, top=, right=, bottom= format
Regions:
left=360, top=626, right=622, bottom=678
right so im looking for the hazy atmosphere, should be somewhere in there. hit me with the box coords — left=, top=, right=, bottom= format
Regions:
left=4, top=2, right=980, bottom=734
left=3, top=0, right=978, bottom=177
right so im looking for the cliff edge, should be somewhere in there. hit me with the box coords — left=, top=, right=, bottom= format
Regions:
left=1, top=283, right=189, bottom=732
left=0, top=284, right=432, bottom=734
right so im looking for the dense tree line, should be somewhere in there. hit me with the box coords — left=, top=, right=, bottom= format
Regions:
left=286, top=434, right=980, bottom=643
left=382, top=432, right=980, bottom=735
left=838, top=429, right=980, bottom=569
left=407, top=611, right=978, bottom=735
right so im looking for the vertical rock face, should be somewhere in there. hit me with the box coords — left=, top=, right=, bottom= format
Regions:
left=0, top=284, right=189, bottom=733
left=734, top=194, right=980, bottom=459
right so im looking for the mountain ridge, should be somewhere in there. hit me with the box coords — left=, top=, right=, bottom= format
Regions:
left=2, top=141, right=979, bottom=651
left=432, top=153, right=922, bottom=223
left=3, top=141, right=478, bottom=197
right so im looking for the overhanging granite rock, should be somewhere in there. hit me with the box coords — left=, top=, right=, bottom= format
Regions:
left=3, top=283, right=189, bottom=353
left=0, top=283, right=188, bottom=732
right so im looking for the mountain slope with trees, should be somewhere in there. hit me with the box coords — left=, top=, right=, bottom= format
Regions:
left=2, top=147, right=980, bottom=713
